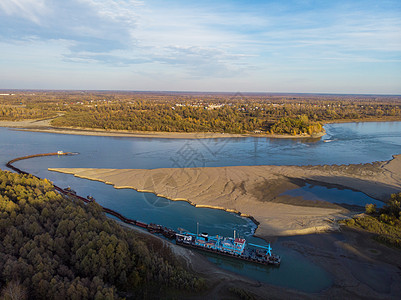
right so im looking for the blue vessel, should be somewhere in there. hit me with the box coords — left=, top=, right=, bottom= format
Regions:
left=176, top=229, right=281, bottom=266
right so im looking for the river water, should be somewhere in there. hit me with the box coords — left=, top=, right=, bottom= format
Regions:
left=1, top=121, right=400, bottom=292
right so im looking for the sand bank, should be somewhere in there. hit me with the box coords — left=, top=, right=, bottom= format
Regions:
left=48, top=154, right=401, bottom=237
left=0, top=119, right=54, bottom=128
left=0, top=119, right=324, bottom=139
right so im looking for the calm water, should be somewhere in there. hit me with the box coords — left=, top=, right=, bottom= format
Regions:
left=2, top=122, right=400, bottom=170
left=1, top=121, right=401, bottom=292
left=281, top=183, right=384, bottom=208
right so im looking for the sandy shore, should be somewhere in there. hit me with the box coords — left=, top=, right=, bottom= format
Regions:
left=0, top=119, right=324, bottom=139
left=52, top=159, right=401, bottom=299
left=0, top=119, right=54, bottom=128
left=48, top=154, right=401, bottom=237
left=118, top=208, right=401, bottom=299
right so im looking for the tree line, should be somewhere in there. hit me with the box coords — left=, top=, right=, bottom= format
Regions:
left=0, top=169, right=204, bottom=299
left=1, top=91, right=401, bottom=135
left=0, top=105, right=57, bottom=121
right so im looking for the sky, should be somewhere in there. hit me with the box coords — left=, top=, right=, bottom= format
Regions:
left=0, top=0, right=400, bottom=94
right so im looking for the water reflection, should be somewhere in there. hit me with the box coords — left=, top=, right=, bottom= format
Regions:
left=281, top=183, right=384, bottom=208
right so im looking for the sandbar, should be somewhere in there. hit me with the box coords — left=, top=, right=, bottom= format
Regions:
left=49, top=154, right=401, bottom=237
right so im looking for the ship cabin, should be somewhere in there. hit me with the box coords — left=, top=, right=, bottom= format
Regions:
left=195, top=234, right=210, bottom=244
left=200, top=233, right=208, bottom=240
left=194, top=233, right=220, bottom=250
left=234, top=238, right=246, bottom=252
left=176, top=233, right=193, bottom=243
left=218, top=237, right=246, bottom=255
left=231, top=238, right=246, bottom=255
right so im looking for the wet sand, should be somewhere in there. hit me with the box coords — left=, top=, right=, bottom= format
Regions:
left=232, top=228, right=401, bottom=299
left=119, top=210, right=401, bottom=299
left=49, top=154, right=401, bottom=237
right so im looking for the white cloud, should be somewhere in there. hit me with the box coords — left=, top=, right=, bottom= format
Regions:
left=0, top=0, right=50, bottom=24
left=78, top=0, right=142, bottom=26
left=0, top=0, right=400, bottom=92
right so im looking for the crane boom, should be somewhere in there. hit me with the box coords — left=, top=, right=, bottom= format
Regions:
left=248, top=243, right=272, bottom=256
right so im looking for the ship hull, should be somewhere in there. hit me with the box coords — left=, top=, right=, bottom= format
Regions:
left=176, top=240, right=280, bottom=266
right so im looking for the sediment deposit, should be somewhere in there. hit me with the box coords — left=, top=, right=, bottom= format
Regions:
left=49, top=154, right=401, bottom=237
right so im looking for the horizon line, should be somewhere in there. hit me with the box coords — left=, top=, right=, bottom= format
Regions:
left=1, top=88, right=400, bottom=97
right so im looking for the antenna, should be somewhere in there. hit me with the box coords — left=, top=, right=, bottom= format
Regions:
left=197, top=222, right=199, bottom=236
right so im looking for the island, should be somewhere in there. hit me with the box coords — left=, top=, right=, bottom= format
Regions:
left=1, top=91, right=401, bottom=139
left=49, top=154, right=401, bottom=237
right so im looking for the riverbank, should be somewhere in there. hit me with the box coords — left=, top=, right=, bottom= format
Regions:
left=3, top=116, right=401, bottom=140
left=48, top=154, right=401, bottom=237
left=0, top=119, right=325, bottom=139
left=322, top=116, right=401, bottom=124
left=120, top=209, right=401, bottom=299
left=274, top=228, right=401, bottom=299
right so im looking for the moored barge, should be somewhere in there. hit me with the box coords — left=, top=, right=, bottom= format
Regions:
left=176, top=230, right=281, bottom=266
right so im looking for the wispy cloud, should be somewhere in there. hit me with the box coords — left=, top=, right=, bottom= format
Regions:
left=0, top=0, right=141, bottom=53
left=0, top=0, right=400, bottom=93
left=154, top=45, right=252, bottom=78
left=79, top=0, right=142, bottom=27
left=0, top=0, right=50, bottom=24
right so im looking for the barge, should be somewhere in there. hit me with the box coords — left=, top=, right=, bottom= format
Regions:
left=176, top=230, right=281, bottom=266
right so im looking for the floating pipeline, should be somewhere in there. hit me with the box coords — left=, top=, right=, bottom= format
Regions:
left=6, top=152, right=280, bottom=266
left=5, top=152, right=177, bottom=239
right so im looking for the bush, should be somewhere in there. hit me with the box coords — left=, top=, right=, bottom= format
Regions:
left=343, top=193, right=401, bottom=248
left=365, top=203, right=376, bottom=214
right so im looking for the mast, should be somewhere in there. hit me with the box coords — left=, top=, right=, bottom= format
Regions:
left=197, top=222, right=199, bottom=236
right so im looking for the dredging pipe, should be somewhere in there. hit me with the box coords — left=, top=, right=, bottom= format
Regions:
left=5, top=152, right=177, bottom=238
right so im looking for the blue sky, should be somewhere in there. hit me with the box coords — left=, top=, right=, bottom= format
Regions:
left=0, top=0, right=400, bottom=94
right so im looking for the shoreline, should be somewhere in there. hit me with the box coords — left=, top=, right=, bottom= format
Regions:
left=6, top=158, right=401, bottom=299
left=48, top=154, right=401, bottom=237
left=47, top=167, right=344, bottom=239
left=4, top=118, right=400, bottom=298
left=16, top=127, right=325, bottom=140
left=322, top=116, right=401, bottom=124
left=1, top=119, right=325, bottom=139
left=47, top=167, right=342, bottom=238
left=1, top=117, right=401, bottom=140
left=48, top=167, right=261, bottom=228
left=46, top=158, right=401, bottom=298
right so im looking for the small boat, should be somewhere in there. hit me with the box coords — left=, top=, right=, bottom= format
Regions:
left=63, top=187, right=76, bottom=194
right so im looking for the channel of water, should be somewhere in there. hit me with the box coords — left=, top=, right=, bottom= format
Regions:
left=1, top=121, right=400, bottom=292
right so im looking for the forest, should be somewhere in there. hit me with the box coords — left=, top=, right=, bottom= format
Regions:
left=1, top=91, right=401, bottom=135
left=341, top=193, right=401, bottom=248
left=0, top=169, right=204, bottom=299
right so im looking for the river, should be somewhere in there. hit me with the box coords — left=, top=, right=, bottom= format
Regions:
left=1, top=121, right=400, bottom=292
